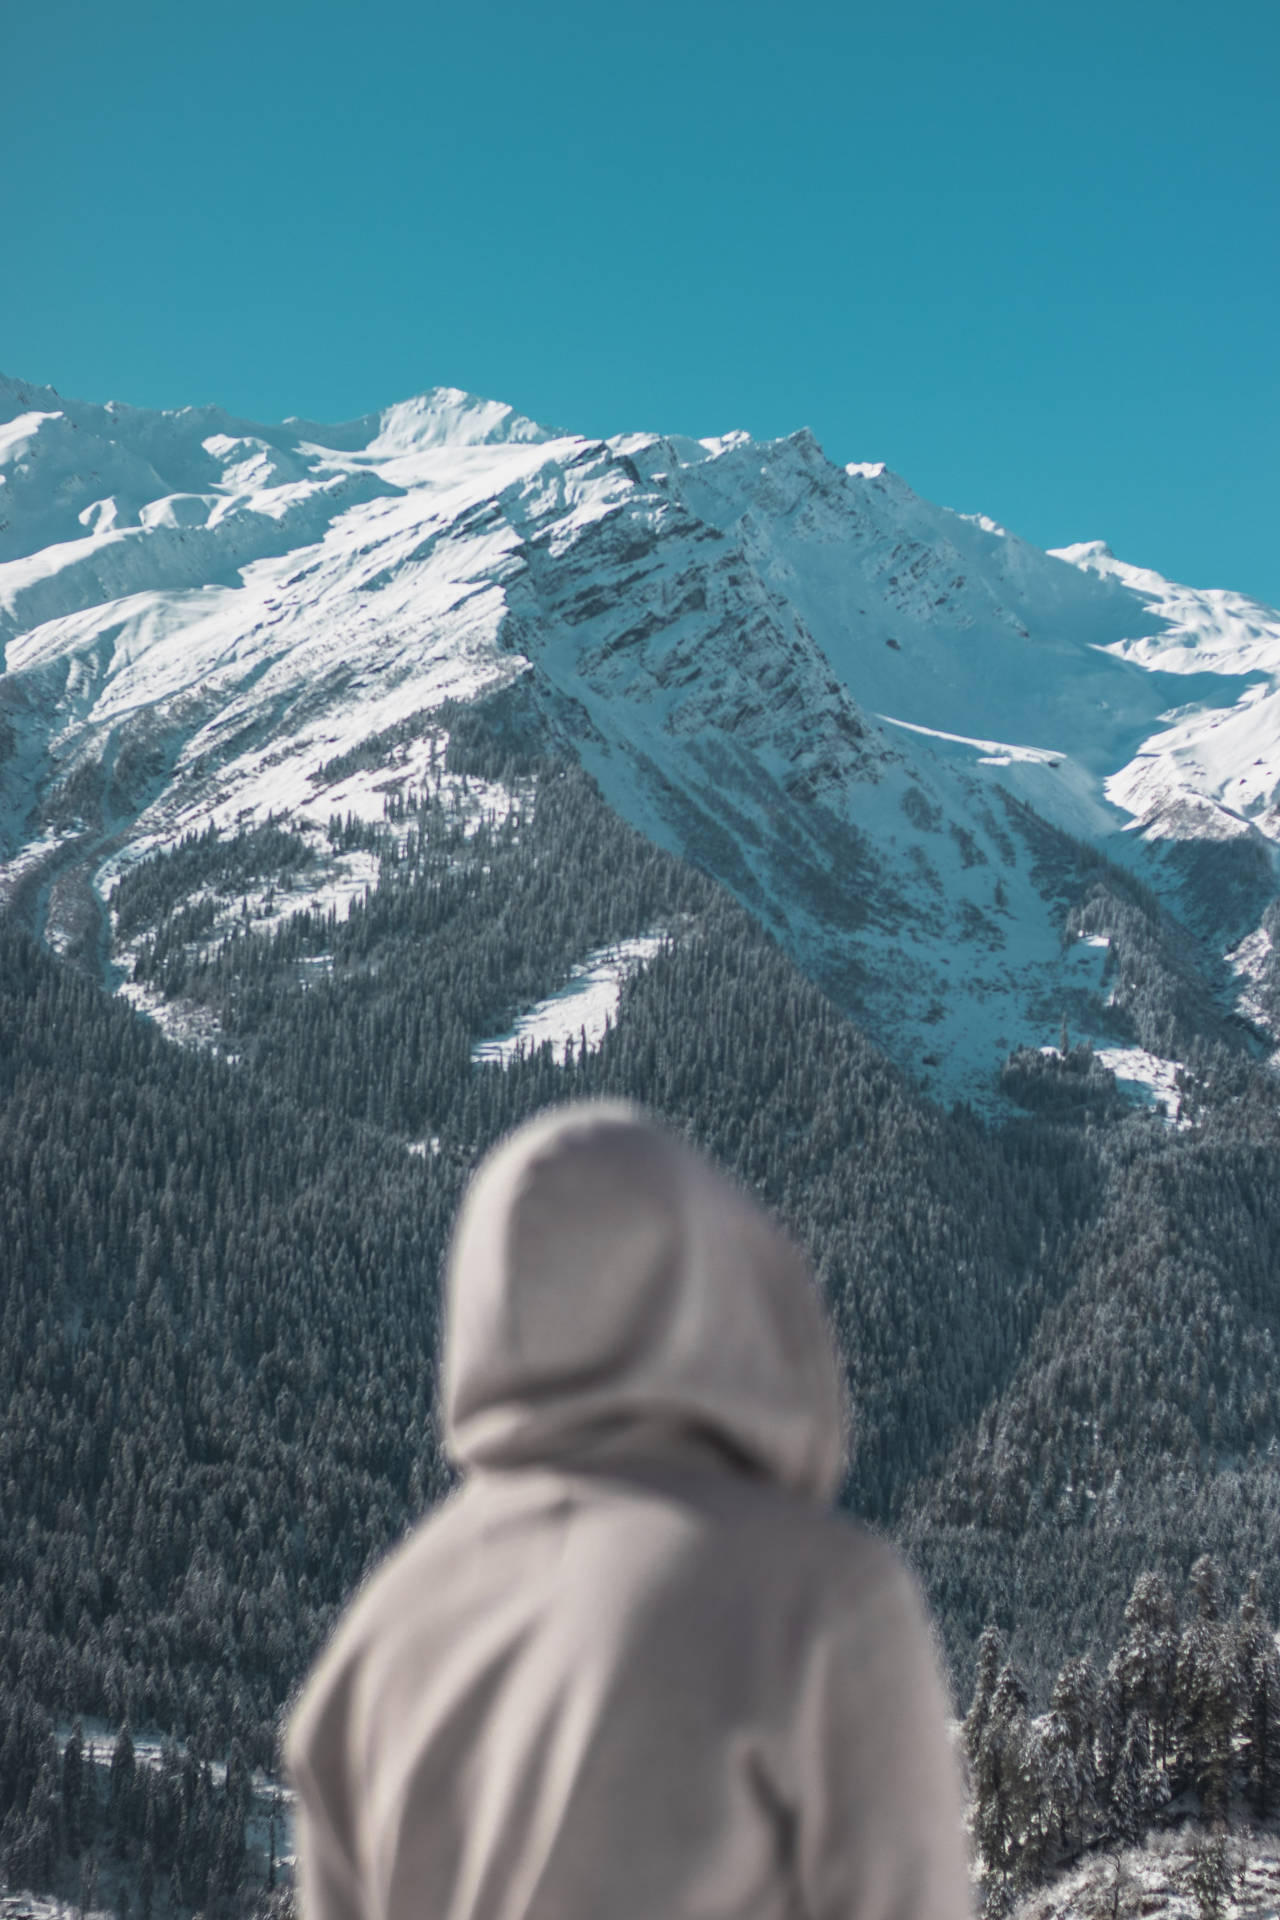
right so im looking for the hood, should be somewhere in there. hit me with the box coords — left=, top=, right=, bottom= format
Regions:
left=443, top=1102, right=847, bottom=1502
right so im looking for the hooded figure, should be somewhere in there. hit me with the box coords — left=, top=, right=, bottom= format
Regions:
left=287, top=1102, right=971, bottom=1920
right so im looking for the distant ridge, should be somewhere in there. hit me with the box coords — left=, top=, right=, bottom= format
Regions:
left=3, top=372, right=1280, bottom=1104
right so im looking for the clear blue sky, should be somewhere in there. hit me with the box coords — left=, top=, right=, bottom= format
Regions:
left=6, top=0, right=1277, bottom=602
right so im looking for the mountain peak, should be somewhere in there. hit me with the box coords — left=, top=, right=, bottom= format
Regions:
left=279, top=387, right=558, bottom=457
left=1051, top=538, right=1116, bottom=567
left=366, top=388, right=557, bottom=454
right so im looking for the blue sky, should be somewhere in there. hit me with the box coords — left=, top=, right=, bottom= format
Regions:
left=5, top=0, right=1277, bottom=601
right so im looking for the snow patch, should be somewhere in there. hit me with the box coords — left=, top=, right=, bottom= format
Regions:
left=116, top=980, right=233, bottom=1056
left=1081, top=1043, right=1187, bottom=1124
left=472, top=934, right=668, bottom=1067
left=879, top=714, right=1066, bottom=765
left=1035, top=1038, right=1186, bottom=1122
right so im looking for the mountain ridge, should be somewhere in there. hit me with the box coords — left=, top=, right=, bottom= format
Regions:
left=3, top=372, right=1280, bottom=1108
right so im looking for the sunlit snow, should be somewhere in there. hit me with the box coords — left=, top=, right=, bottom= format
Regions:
left=472, top=935, right=668, bottom=1067
left=1093, top=1045, right=1186, bottom=1122
left=6, top=369, right=1280, bottom=1106
left=1042, top=1040, right=1187, bottom=1124
left=878, top=714, right=1066, bottom=765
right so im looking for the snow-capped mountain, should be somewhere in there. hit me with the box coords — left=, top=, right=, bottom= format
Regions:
left=3, top=369, right=1279, bottom=1105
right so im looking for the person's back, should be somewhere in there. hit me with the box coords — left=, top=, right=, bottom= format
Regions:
left=288, top=1103, right=972, bottom=1920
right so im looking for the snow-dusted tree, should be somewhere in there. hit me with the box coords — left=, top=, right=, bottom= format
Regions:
left=1081, top=1846, right=1140, bottom=1920
left=1111, top=1712, right=1161, bottom=1845
left=1039, top=1654, right=1101, bottom=1856
left=1237, top=1570, right=1280, bottom=1818
left=6, top=1759, right=61, bottom=1892
left=973, top=1662, right=1046, bottom=1897
left=1107, top=1571, right=1178, bottom=1773
left=1175, top=1555, right=1242, bottom=1820
left=964, top=1622, right=1005, bottom=1776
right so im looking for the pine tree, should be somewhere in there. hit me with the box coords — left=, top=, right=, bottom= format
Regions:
left=1237, top=1571, right=1280, bottom=1818
left=1176, top=1556, right=1241, bottom=1820
left=973, top=1663, right=1044, bottom=1896
left=1109, top=1572, right=1178, bottom=1773
left=139, top=1843, right=156, bottom=1920
left=62, top=1720, right=86, bottom=1854
left=1111, top=1713, right=1160, bottom=1845
left=109, top=1724, right=136, bottom=1852
left=964, top=1622, right=1005, bottom=1776
left=1040, top=1654, right=1100, bottom=1854
left=15, top=1762, right=61, bottom=1893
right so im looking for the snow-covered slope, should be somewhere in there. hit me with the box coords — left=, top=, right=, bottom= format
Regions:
left=3, top=370, right=1278, bottom=1104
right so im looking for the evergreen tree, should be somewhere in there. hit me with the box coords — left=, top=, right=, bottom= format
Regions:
left=62, top=1720, right=86, bottom=1854
left=1175, top=1556, right=1241, bottom=1820
left=972, top=1663, right=1044, bottom=1897
left=109, top=1724, right=136, bottom=1852
left=139, top=1842, right=156, bottom=1920
left=1108, top=1572, right=1178, bottom=1773
left=964, top=1623, right=1005, bottom=1777
left=1237, top=1571, right=1280, bottom=1819
left=12, top=1761, right=61, bottom=1892
left=1111, top=1714, right=1160, bottom=1845
left=1040, top=1654, right=1101, bottom=1855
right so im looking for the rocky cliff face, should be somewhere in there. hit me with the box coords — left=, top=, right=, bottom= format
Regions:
left=3, top=370, right=1279, bottom=1103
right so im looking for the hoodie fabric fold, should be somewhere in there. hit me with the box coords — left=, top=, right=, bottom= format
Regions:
left=288, top=1102, right=971, bottom=1920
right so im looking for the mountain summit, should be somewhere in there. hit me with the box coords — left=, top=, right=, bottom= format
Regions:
left=3, top=374, right=1279, bottom=1104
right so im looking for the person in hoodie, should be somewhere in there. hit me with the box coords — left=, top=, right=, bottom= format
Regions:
left=286, top=1101, right=972, bottom=1920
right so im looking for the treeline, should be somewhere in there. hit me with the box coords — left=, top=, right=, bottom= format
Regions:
left=1002, top=792, right=1250, bottom=1066
left=966, top=1555, right=1280, bottom=1910
left=0, top=1708, right=274, bottom=1920
left=127, top=768, right=716, bottom=1142
left=112, top=821, right=317, bottom=944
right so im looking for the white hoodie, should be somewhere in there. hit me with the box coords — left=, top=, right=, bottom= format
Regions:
left=287, top=1102, right=972, bottom=1920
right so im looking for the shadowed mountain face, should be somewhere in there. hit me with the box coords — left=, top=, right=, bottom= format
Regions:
left=4, top=372, right=1280, bottom=1107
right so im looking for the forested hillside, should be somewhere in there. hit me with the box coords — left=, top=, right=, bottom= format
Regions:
left=6, top=722, right=1280, bottom=1914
